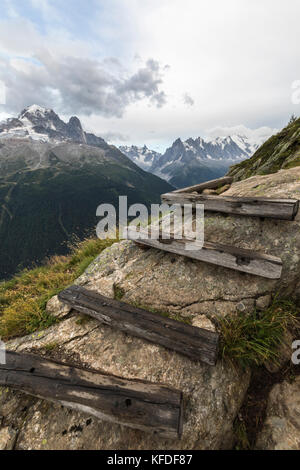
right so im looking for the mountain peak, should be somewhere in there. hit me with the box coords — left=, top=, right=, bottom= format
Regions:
left=145, top=133, right=262, bottom=187
left=119, top=144, right=162, bottom=171
left=68, top=116, right=82, bottom=127
left=19, top=104, right=52, bottom=118
left=0, top=105, right=106, bottom=148
left=173, top=138, right=183, bottom=146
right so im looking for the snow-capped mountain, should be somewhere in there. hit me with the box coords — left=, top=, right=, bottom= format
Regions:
left=119, top=135, right=259, bottom=188
left=151, top=135, right=258, bottom=176
left=1, top=106, right=260, bottom=189
left=0, top=104, right=107, bottom=148
left=119, top=145, right=162, bottom=171
left=0, top=105, right=173, bottom=280
left=125, top=135, right=258, bottom=188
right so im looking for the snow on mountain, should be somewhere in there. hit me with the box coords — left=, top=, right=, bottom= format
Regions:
left=122, top=135, right=260, bottom=188
left=119, top=145, right=162, bottom=171
left=0, top=105, right=106, bottom=148
left=120, top=135, right=259, bottom=177
left=119, top=134, right=261, bottom=187
left=208, top=135, right=259, bottom=158
left=151, top=134, right=257, bottom=175
left=0, top=105, right=263, bottom=189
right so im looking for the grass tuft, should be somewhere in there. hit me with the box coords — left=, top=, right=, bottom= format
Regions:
left=114, top=285, right=125, bottom=301
left=0, top=237, right=118, bottom=340
left=233, top=421, right=251, bottom=450
left=219, top=299, right=300, bottom=369
left=43, top=342, right=59, bottom=352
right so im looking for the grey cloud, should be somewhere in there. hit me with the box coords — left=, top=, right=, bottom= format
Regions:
left=101, top=131, right=130, bottom=143
left=183, top=93, right=194, bottom=106
left=116, top=59, right=167, bottom=108
left=0, top=53, right=167, bottom=117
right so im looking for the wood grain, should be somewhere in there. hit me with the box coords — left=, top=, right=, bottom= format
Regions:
left=58, top=285, right=219, bottom=366
left=161, top=192, right=299, bottom=220
left=128, top=228, right=282, bottom=279
left=172, top=177, right=233, bottom=194
left=0, top=351, right=183, bottom=439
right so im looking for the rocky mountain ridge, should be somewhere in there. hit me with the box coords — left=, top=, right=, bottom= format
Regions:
left=0, top=105, right=107, bottom=148
left=120, top=134, right=259, bottom=188
left=119, top=145, right=161, bottom=171
left=0, top=106, right=173, bottom=280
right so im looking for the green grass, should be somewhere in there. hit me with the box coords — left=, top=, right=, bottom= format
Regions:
left=219, top=299, right=300, bottom=369
left=0, top=237, right=118, bottom=340
left=43, top=342, right=59, bottom=352
left=233, top=421, right=251, bottom=450
left=229, top=116, right=300, bottom=180
left=1, top=232, right=299, bottom=374
left=114, top=285, right=125, bottom=301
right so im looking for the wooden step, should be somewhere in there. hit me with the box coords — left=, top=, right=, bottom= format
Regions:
left=127, top=228, right=282, bottom=279
left=161, top=192, right=299, bottom=220
left=0, top=351, right=183, bottom=439
left=58, top=285, right=219, bottom=366
left=173, top=176, right=233, bottom=194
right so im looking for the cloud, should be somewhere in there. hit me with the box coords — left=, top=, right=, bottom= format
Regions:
left=183, top=93, right=194, bottom=107
left=101, top=131, right=130, bottom=143
left=0, top=53, right=168, bottom=117
left=1, top=0, right=299, bottom=148
left=115, top=59, right=167, bottom=109
left=206, top=124, right=278, bottom=146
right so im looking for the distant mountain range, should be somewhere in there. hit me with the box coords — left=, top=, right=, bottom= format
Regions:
left=0, top=105, right=173, bottom=279
left=120, top=135, right=259, bottom=188
left=119, top=145, right=161, bottom=172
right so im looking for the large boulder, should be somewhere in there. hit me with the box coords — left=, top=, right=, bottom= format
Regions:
left=1, top=315, right=249, bottom=450
left=256, top=377, right=300, bottom=450
left=1, top=166, right=300, bottom=450
left=77, top=167, right=300, bottom=319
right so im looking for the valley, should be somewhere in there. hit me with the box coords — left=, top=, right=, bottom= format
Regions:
left=0, top=107, right=173, bottom=279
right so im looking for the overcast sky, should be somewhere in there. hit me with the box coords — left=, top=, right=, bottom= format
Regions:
left=0, top=0, right=299, bottom=151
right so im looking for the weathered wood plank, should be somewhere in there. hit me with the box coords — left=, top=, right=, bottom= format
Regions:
left=127, top=228, right=282, bottom=279
left=0, top=351, right=183, bottom=439
left=161, top=192, right=299, bottom=220
left=172, top=177, right=233, bottom=194
left=58, top=285, right=219, bottom=366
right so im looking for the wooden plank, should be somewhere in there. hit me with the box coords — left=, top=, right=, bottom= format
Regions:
left=161, top=192, right=299, bottom=220
left=127, top=228, right=282, bottom=279
left=172, top=176, right=233, bottom=194
left=58, top=285, right=219, bottom=366
left=0, top=351, right=183, bottom=439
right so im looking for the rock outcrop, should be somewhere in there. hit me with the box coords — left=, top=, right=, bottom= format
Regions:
left=1, top=166, right=300, bottom=449
left=1, top=315, right=250, bottom=450
left=256, top=377, right=300, bottom=450
left=76, top=167, right=300, bottom=319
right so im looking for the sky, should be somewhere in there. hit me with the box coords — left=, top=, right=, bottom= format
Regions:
left=0, top=0, right=299, bottom=152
